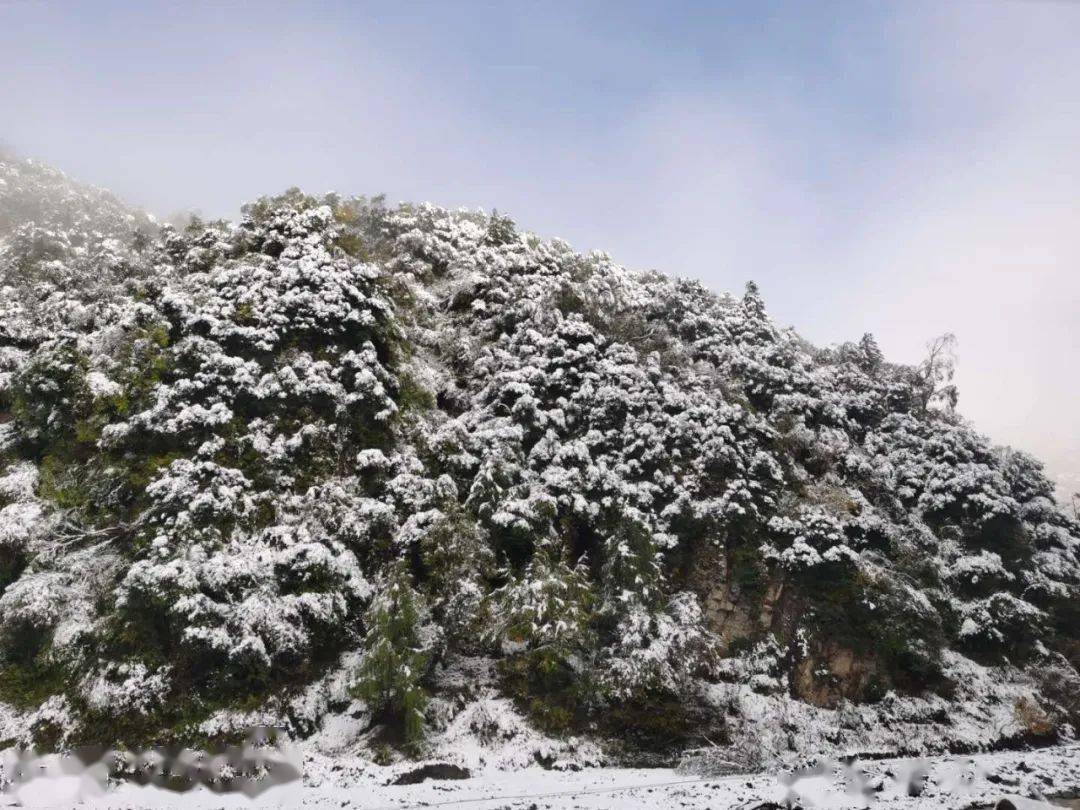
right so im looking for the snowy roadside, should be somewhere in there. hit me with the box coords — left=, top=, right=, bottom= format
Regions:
left=3, top=651, right=1077, bottom=809
left=2, top=745, right=1077, bottom=809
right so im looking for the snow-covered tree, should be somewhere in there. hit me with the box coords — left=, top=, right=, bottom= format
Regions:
left=351, top=561, right=433, bottom=747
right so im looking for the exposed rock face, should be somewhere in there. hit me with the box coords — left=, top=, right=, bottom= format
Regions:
left=700, top=550, right=882, bottom=709
left=794, top=644, right=883, bottom=708
left=703, top=555, right=785, bottom=650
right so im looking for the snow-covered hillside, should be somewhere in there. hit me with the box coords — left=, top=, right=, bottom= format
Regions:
left=0, top=155, right=1078, bottom=768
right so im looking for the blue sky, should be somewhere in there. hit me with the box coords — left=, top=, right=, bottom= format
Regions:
left=2, top=0, right=1078, bottom=490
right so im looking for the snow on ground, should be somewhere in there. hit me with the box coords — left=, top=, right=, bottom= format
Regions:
left=1, top=745, right=1077, bottom=809
left=2, top=655, right=1077, bottom=808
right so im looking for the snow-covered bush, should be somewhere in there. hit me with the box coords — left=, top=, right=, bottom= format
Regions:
left=593, top=591, right=718, bottom=703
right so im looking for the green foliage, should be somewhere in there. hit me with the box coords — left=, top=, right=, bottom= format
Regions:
left=0, top=546, right=26, bottom=594
left=597, top=696, right=702, bottom=753
left=496, top=652, right=584, bottom=734
left=240, top=187, right=320, bottom=223
left=484, top=211, right=518, bottom=246
left=599, top=518, right=662, bottom=610
left=0, top=623, right=67, bottom=711
left=490, top=540, right=592, bottom=663
left=332, top=193, right=390, bottom=260
left=396, top=373, right=436, bottom=415
left=728, top=542, right=768, bottom=606
left=10, top=339, right=90, bottom=454
left=0, top=659, right=68, bottom=711
left=799, top=570, right=947, bottom=695
left=36, top=452, right=94, bottom=510
left=113, top=323, right=173, bottom=415
left=489, top=539, right=595, bottom=729
left=351, top=563, right=430, bottom=748
left=419, top=508, right=493, bottom=643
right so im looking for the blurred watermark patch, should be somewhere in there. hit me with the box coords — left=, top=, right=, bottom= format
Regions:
left=0, top=727, right=301, bottom=804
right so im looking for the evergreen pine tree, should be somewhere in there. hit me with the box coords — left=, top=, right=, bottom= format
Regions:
left=352, top=562, right=430, bottom=747
left=858, top=332, right=884, bottom=373
left=489, top=537, right=592, bottom=681
left=742, top=280, right=766, bottom=318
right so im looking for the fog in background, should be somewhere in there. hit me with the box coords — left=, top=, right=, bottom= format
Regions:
left=1, top=0, right=1077, bottom=496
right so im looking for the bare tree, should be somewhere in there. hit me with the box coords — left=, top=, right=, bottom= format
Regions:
left=917, top=332, right=958, bottom=413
